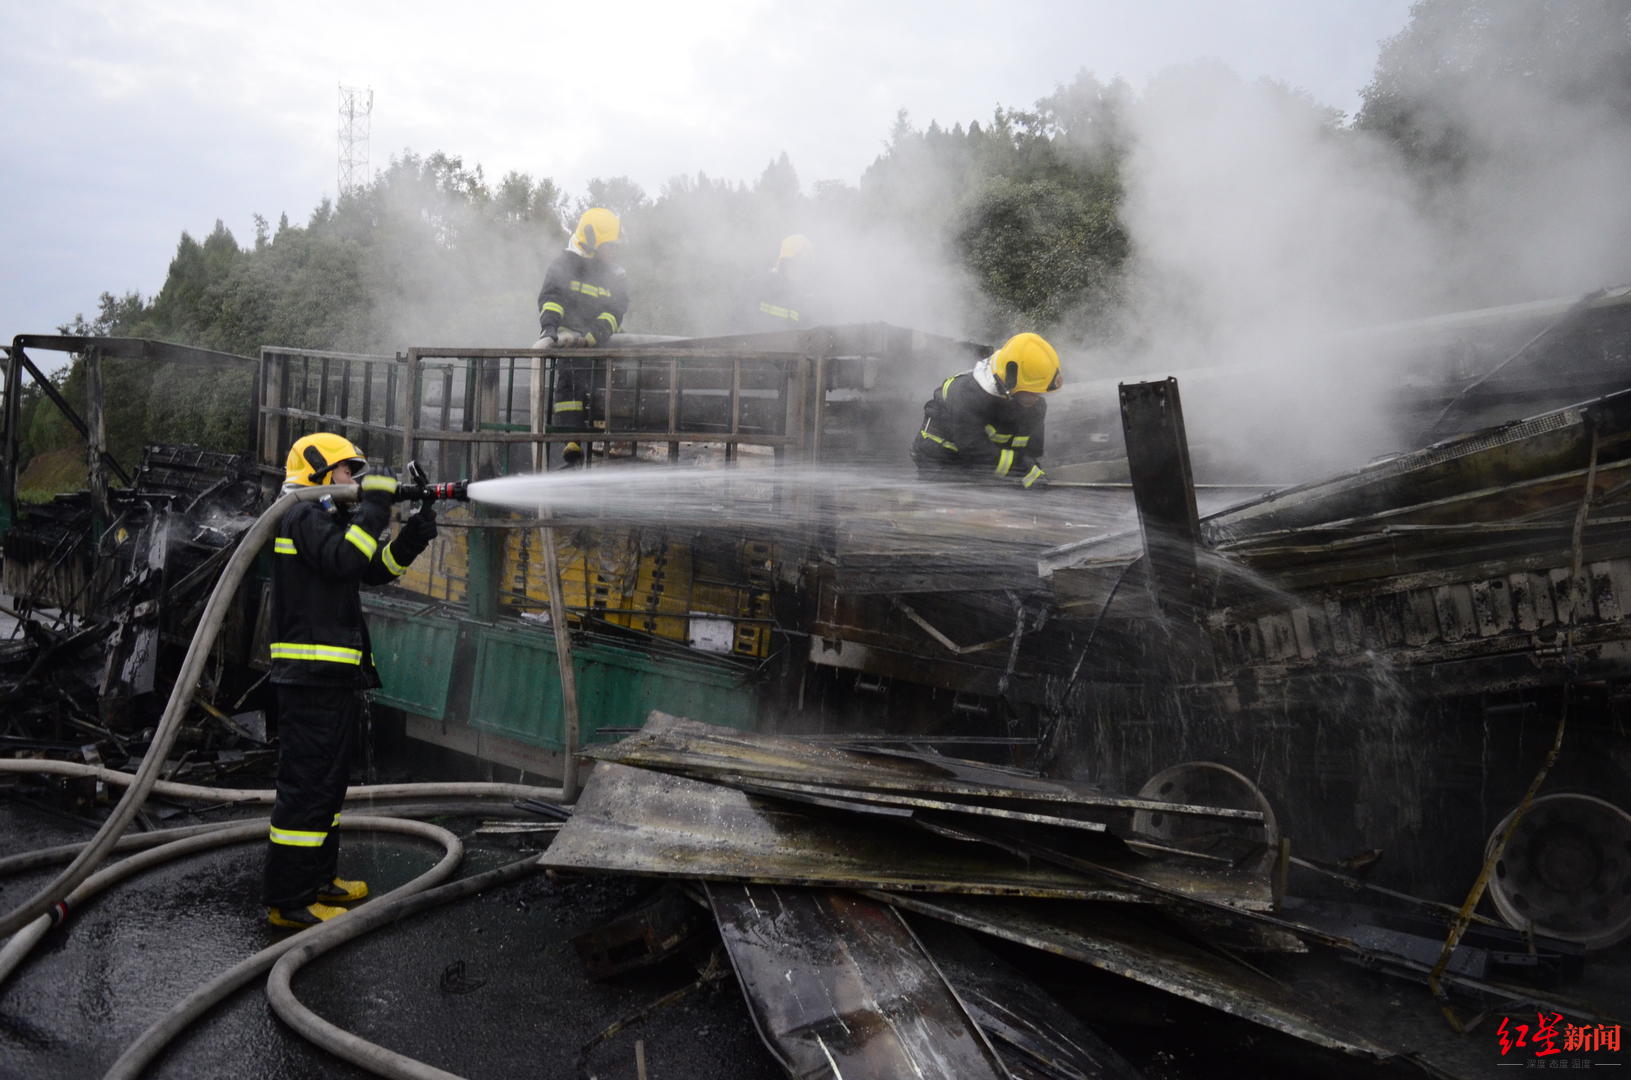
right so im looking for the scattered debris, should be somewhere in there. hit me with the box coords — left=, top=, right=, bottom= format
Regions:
left=708, top=884, right=1009, bottom=1079
left=437, top=959, right=487, bottom=996
left=2, top=444, right=273, bottom=812
left=573, top=885, right=708, bottom=980
left=545, top=714, right=1422, bottom=1069
left=910, top=916, right=1147, bottom=1080
left=1282, top=897, right=1585, bottom=987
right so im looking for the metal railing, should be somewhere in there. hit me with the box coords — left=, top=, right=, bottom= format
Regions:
left=257, top=347, right=405, bottom=484
left=253, top=324, right=979, bottom=483
left=400, top=344, right=820, bottom=483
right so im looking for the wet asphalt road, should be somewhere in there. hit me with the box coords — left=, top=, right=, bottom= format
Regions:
left=3, top=791, right=1629, bottom=1080
left=0, top=800, right=782, bottom=1080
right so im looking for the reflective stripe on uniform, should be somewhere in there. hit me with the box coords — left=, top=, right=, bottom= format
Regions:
left=332, top=813, right=341, bottom=826
left=381, top=542, right=407, bottom=577
left=1012, top=435, right=1031, bottom=448
left=541, top=301, right=565, bottom=316
left=598, top=312, right=620, bottom=333
left=1023, top=465, right=1045, bottom=488
left=345, top=525, right=378, bottom=559
left=570, top=281, right=611, bottom=298
left=995, top=449, right=1015, bottom=476
left=554, top=399, right=584, bottom=414
left=269, top=642, right=365, bottom=665
left=759, top=302, right=799, bottom=322
left=984, top=424, right=1012, bottom=445
left=920, top=375, right=963, bottom=452
left=269, top=825, right=327, bottom=847
left=274, top=537, right=297, bottom=555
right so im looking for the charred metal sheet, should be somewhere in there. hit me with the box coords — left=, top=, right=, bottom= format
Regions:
left=872, top=892, right=1394, bottom=1063
left=583, top=713, right=1265, bottom=828
left=1282, top=898, right=1585, bottom=987
left=708, top=884, right=1008, bottom=1079
left=726, top=773, right=1114, bottom=836
left=98, top=507, right=172, bottom=709
left=910, top=916, right=1146, bottom=1080
left=1121, top=379, right=1202, bottom=619
left=1202, top=389, right=1631, bottom=544
left=571, top=884, right=707, bottom=980
left=542, top=762, right=1143, bottom=900
left=911, top=816, right=1272, bottom=912
left=1210, top=551, right=1631, bottom=679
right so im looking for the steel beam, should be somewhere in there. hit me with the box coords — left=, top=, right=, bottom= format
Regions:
left=10, top=344, right=130, bottom=486
left=1120, top=378, right=1202, bottom=619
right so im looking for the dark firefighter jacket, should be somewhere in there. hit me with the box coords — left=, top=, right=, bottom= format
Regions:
left=910, top=371, right=1048, bottom=488
left=743, top=267, right=809, bottom=332
left=537, top=249, right=630, bottom=344
left=270, top=493, right=431, bottom=688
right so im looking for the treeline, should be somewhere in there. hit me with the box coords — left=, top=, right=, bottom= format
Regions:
left=17, top=0, right=1631, bottom=481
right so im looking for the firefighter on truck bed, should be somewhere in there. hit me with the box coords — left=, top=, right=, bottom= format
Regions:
left=532, top=207, right=631, bottom=467
left=909, top=332, right=1062, bottom=489
left=743, top=234, right=814, bottom=332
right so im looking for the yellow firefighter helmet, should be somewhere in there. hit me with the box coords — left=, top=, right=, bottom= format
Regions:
left=777, top=234, right=811, bottom=263
left=284, top=432, right=369, bottom=487
left=573, top=207, right=623, bottom=253
left=994, top=333, right=1062, bottom=395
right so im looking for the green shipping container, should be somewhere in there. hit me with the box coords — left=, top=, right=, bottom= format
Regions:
left=364, top=596, right=756, bottom=749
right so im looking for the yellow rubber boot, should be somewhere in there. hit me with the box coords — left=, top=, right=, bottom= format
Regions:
left=267, top=901, right=346, bottom=929
left=316, top=877, right=369, bottom=904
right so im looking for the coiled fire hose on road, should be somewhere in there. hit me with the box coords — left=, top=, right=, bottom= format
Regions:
left=264, top=855, right=546, bottom=1080
left=0, top=820, right=268, bottom=987
left=0, top=801, right=530, bottom=879
left=0, top=480, right=567, bottom=1079
left=0, top=480, right=555, bottom=940
left=0, top=485, right=338, bottom=939
left=101, top=816, right=465, bottom=1080
left=0, top=757, right=564, bottom=806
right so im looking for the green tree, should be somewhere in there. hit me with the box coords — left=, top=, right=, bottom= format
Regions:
left=1357, top=0, right=1631, bottom=185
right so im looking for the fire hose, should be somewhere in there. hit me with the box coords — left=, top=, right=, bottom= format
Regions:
left=0, top=473, right=473, bottom=940
left=102, top=816, right=465, bottom=1080
left=0, top=467, right=591, bottom=1079
left=0, top=758, right=563, bottom=806
left=263, top=855, right=546, bottom=1080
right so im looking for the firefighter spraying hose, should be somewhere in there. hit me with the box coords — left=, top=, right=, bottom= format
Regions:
left=0, top=452, right=474, bottom=941
left=261, top=438, right=469, bottom=929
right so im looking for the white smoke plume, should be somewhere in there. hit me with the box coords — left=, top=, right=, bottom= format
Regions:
left=1096, top=5, right=1631, bottom=481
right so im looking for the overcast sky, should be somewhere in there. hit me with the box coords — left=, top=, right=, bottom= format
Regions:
left=0, top=0, right=1413, bottom=343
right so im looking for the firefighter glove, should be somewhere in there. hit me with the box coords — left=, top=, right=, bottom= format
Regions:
left=531, top=334, right=555, bottom=351
left=555, top=329, right=583, bottom=349
left=400, top=509, right=437, bottom=546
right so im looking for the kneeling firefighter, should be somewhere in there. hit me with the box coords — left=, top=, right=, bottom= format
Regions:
left=264, top=433, right=438, bottom=929
left=532, top=207, right=631, bottom=467
left=909, top=332, right=1062, bottom=489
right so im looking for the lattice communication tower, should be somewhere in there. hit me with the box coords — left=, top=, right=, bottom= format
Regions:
left=338, top=85, right=374, bottom=196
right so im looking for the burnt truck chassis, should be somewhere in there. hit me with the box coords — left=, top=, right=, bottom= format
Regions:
left=5, top=321, right=1630, bottom=931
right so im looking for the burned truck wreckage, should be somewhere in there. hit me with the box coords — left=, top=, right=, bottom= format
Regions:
left=1, top=290, right=1629, bottom=1078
